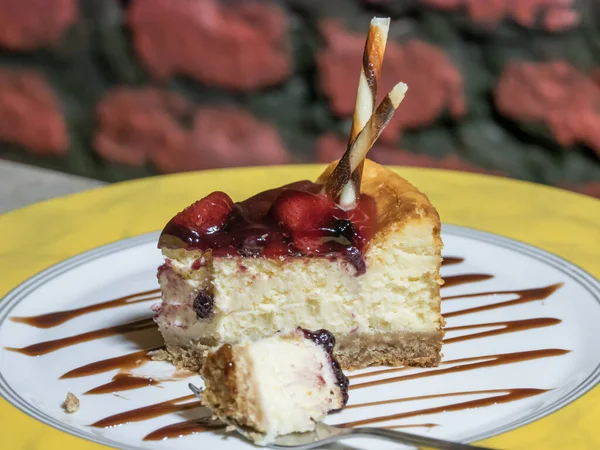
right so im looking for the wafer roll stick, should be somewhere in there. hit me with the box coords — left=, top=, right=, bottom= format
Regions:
left=324, top=17, right=390, bottom=206
left=345, top=18, right=390, bottom=206
left=325, top=82, right=408, bottom=205
left=349, top=17, right=389, bottom=143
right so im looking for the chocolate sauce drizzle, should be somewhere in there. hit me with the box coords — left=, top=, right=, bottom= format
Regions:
left=441, top=257, right=464, bottom=266
left=91, top=394, right=201, bottom=428
left=143, top=419, right=223, bottom=441
left=10, top=289, right=160, bottom=328
left=345, top=388, right=543, bottom=409
left=443, top=283, right=564, bottom=318
left=348, top=349, right=569, bottom=385
left=339, top=388, right=548, bottom=428
left=442, top=274, right=494, bottom=288
left=60, top=347, right=160, bottom=379
left=443, top=318, right=562, bottom=344
left=4, top=254, right=569, bottom=441
left=84, top=373, right=160, bottom=395
left=5, top=317, right=156, bottom=356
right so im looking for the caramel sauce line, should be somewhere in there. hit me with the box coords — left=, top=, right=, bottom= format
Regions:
left=338, top=388, right=547, bottom=428
left=9, top=289, right=161, bottom=328
left=91, top=394, right=199, bottom=428
left=84, top=373, right=161, bottom=395
left=443, top=318, right=562, bottom=344
left=345, top=388, right=542, bottom=410
left=143, top=420, right=220, bottom=441
left=84, top=368, right=195, bottom=396
left=442, top=283, right=563, bottom=318
left=4, top=317, right=156, bottom=356
left=141, top=389, right=545, bottom=441
left=441, top=257, right=464, bottom=266
left=442, top=274, right=493, bottom=289
left=349, top=349, right=569, bottom=387
left=348, top=317, right=564, bottom=381
left=60, top=347, right=161, bottom=379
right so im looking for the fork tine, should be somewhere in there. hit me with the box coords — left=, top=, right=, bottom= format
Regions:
left=188, top=382, right=202, bottom=397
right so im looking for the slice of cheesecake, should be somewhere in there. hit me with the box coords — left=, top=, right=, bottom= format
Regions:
left=153, top=159, right=443, bottom=371
left=153, top=16, right=444, bottom=372
left=200, top=328, right=348, bottom=445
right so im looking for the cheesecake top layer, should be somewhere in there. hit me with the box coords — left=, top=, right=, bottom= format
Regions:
left=158, top=159, right=440, bottom=271
left=158, top=178, right=378, bottom=273
left=318, top=159, right=441, bottom=248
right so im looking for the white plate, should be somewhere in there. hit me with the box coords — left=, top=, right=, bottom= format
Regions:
left=0, top=225, right=599, bottom=450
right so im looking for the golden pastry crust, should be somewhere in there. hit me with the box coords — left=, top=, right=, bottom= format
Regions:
left=317, top=158, right=442, bottom=251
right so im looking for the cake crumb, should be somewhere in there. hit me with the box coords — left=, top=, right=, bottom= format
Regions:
left=63, top=392, right=79, bottom=413
left=149, top=349, right=170, bottom=361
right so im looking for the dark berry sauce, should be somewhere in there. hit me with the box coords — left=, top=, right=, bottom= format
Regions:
left=300, top=328, right=349, bottom=408
left=192, top=291, right=214, bottom=319
left=158, top=181, right=377, bottom=275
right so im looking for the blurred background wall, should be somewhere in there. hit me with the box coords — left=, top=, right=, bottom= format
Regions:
left=0, top=0, right=598, bottom=197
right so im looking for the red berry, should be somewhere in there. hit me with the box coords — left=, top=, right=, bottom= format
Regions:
left=293, top=235, right=326, bottom=254
left=172, top=191, right=234, bottom=234
left=272, top=190, right=337, bottom=233
left=346, top=196, right=377, bottom=243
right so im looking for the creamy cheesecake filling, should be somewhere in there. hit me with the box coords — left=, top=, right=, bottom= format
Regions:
left=154, top=220, right=442, bottom=370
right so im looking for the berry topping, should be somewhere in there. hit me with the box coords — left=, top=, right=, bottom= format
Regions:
left=299, top=327, right=349, bottom=408
left=292, top=235, right=326, bottom=254
left=346, top=195, right=377, bottom=243
left=271, top=190, right=338, bottom=233
left=172, top=191, right=234, bottom=235
left=157, top=181, right=377, bottom=273
left=345, top=247, right=366, bottom=275
left=332, top=219, right=354, bottom=244
left=302, top=328, right=336, bottom=353
left=192, top=291, right=214, bottom=319
left=239, top=232, right=268, bottom=257
left=191, top=257, right=204, bottom=270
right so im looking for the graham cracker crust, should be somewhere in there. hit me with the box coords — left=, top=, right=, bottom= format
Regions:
left=336, top=331, right=443, bottom=371
left=157, top=331, right=443, bottom=372
left=151, top=342, right=211, bottom=372
left=201, top=344, right=265, bottom=439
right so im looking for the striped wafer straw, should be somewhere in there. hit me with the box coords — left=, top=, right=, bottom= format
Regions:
left=324, top=82, right=408, bottom=205
left=345, top=83, right=408, bottom=173
left=324, top=17, right=390, bottom=206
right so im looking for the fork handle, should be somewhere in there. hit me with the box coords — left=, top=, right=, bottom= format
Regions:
left=350, top=427, right=495, bottom=449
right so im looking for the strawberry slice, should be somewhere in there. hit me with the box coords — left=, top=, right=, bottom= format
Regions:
left=293, top=235, right=327, bottom=254
left=346, top=195, right=377, bottom=243
left=271, top=190, right=338, bottom=233
left=172, top=191, right=234, bottom=234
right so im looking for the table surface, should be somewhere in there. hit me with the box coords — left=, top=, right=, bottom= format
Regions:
left=0, top=160, right=105, bottom=214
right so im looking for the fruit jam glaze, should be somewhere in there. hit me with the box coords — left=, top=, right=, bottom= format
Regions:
left=300, top=327, right=350, bottom=408
left=158, top=181, right=378, bottom=274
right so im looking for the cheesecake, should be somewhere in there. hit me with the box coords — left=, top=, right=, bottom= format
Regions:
left=152, top=16, right=444, bottom=372
left=200, top=328, right=348, bottom=445
left=153, top=158, right=443, bottom=371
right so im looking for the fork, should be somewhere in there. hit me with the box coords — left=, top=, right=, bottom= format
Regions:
left=188, top=383, right=493, bottom=450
